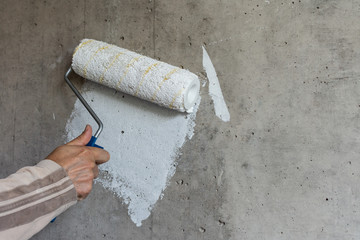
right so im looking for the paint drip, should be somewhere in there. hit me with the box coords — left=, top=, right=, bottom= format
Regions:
left=65, top=81, right=200, bottom=226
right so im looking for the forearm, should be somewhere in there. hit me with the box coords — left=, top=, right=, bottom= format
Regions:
left=0, top=160, right=77, bottom=240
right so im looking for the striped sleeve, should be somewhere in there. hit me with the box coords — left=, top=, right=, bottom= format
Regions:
left=0, top=160, right=77, bottom=240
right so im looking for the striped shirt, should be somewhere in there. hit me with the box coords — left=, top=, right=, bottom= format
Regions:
left=0, top=160, right=77, bottom=239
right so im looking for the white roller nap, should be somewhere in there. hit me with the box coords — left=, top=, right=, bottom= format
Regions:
left=72, top=39, right=200, bottom=112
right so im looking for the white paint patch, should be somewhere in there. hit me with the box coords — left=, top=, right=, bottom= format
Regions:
left=65, top=81, right=200, bottom=226
left=52, top=113, right=56, bottom=120
left=202, top=46, right=230, bottom=122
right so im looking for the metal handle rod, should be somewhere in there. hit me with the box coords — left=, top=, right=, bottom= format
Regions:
left=64, top=67, right=103, bottom=139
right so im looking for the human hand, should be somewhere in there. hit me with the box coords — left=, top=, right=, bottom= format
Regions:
left=46, top=125, right=110, bottom=200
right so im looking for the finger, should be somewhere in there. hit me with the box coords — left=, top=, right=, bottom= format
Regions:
left=93, top=165, right=99, bottom=179
left=76, top=181, right=92, bottom=200
left=87, top=147, right=110, bottom=165
left=67, top=125, right=92, bottom=146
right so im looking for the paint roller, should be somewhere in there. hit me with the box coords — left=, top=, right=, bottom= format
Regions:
left=65, top=39, right=200, bottom=148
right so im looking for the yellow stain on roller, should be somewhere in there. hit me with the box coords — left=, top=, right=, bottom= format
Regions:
left=83, top=45, right=110, bottom=78
left=135, top=62, right=159, bottom=96
left=117, top=55, right=143, bottom=88
left=151, top=68, right=179, bottom=101
left=169, top=88, right=185, bottom=109
left=99, top=51, right=125, bottom=83
left=73, top=39, right=94, bottom=57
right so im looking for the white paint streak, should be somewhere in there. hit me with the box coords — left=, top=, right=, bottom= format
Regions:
left=65, top=82, right=200, bottom=226
left=52, top=113, right=56, bottom=120
left=201, top=78, right=207, bottom=87
left=202, top=46, right=230, bottom=122
left=207, top=36, right=232, bottom=46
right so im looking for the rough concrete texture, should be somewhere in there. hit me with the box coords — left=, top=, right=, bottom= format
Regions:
left=1, top=0, right=360, bottom=239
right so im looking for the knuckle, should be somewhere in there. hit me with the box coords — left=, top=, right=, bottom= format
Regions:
left=83, top=162, right=95, bottom=172
left=88, top=161, right=96, bottom=169
left=79, top=148, right=97, bottom=162
left=79, top=148, right=91, bottom=156
left=104, top=150, right=110, bottom=160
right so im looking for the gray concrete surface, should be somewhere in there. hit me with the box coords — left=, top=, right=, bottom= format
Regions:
left=1, top=0, right=360, bottom=239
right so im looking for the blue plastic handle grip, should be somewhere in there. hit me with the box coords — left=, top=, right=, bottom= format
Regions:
left=51, top=136, right=103, bottom=223
left=86, top=136, right=104, bottom=149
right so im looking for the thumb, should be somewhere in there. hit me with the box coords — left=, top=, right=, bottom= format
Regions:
left=67, top=125, right=92, bottom=146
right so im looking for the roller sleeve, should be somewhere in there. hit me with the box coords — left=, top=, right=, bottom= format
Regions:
left=71, top=39, right=200, bottom=112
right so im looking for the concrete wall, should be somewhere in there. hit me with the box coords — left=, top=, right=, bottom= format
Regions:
left=1, top=0, right=360, bottom=239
